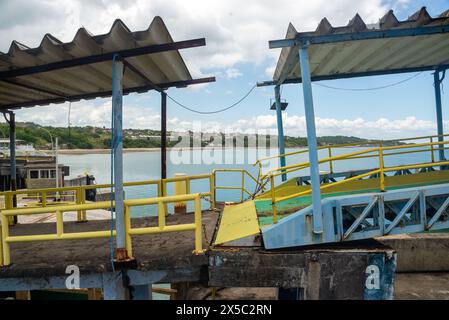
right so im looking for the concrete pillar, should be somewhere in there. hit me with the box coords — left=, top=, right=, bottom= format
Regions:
left=298, top=46, right=323, bottom=234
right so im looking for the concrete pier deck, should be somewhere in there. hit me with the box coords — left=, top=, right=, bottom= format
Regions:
left=0, top=206, right=400, bottom=300
left=5, top=206, right=448, bottom=300
left=0, top=211, right=219, bottom=282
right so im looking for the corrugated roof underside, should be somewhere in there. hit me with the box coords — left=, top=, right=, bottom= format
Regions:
left=274, top=7, right=449, bottom=82
left=0, top=17, right=192, bottom=109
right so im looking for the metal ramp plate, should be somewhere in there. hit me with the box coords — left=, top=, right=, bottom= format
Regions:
left=214, top=201, right=260, bottom=245
left=262, top=182, right=449, bottom=249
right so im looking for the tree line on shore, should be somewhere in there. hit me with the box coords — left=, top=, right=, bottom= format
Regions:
left=0, top=122, right=376, bottom=150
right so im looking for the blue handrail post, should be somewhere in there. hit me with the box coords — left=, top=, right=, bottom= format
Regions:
left=274, top=85, right=287, bottom=182
left=112, top=55, right=127, bottom=259
left=298, top=45, right=323, bottom=234
left=434, top=70, right=446, bottom=162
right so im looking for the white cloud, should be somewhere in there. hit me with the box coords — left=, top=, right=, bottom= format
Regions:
left=7, top=103, right=444, bottom=140
left=225, top=68, right=243, bottom=79
left=11, top=101, right=162, bottom=129
left=0, top=0, right=424, bottom=137
left=169, top=114, right=444, bottom=140
left=265, top=65, right=276, bottom=78
left=0, top=0, right=396, bottom=73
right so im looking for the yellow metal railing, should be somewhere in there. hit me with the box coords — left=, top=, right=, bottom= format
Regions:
left=0, top=193, right=205, bottom=266
left=264, top=138, right=449, bottom=181
left=212, top=169, right=264, bottom=203
left=161, top=174, right=214, bottom=209
left=1, top=201, right=115, bottom=266
left=0, top=180, right=163, bottom=224
left=0, top=169, right=257, bottom=228
left=124, top=194, right=205, bottom=258
left=266, top=139, right=449, bottom=224
left=254, top=133, right=449, bottom=179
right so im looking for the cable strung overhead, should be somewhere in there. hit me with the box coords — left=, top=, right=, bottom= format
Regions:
left=314, top=72, right=423, bottom=91
left=167, top=85, right=257, bottom=114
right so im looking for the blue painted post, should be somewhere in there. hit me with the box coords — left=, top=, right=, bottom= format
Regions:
left=364, top=253, right=396, bottom=300
left=112, top=56, right=126, bottom=258
left=131, top=285, right=153, bottom=300
left=434, top=70, right=445, bottom=161
left=275, top=85, right=287, bottom=182
left=103, top=273, right=129, bottom=300
left=298, top=45, right=323, bottom=234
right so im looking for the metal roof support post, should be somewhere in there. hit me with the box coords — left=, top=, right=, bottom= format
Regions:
left=112, top=56, right=127, bottom=260
left=161, top=91, right=167, bottom=180
left=434, top=70, right=446, bottom=162
left=274, top=85, right=287, bottom=181
left=298, top=45, right=323, bottom=234
left=8, top=112, right=17, bottom=224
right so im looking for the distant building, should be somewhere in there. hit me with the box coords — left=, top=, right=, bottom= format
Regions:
left=0, top=139, right=35, bottom=153
left=0, top=141, right=70, bottom=191
left=25, top=160, right=69, bottom=190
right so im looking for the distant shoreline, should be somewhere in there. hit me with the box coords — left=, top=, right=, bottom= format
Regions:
left=52, top=146, right=306, bottom=155
left=47, top=145, right=370, bottom=155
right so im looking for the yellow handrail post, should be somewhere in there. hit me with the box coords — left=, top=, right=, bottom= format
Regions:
left=158, top=201, right=166, bottom=228
left=379, top=146, right=385, bottom=192
left=41, top=191, right=47, bottom=208
left=124, top=205, right=133, bottom=258
left=270, top=175, right=277, bottom=224
left=209, top=173, right=216, bottom=210
left=5, top=192, right=14, bottom=226
left=186, top=177, right=191, bottom=195
left=162, top=179, right=168, bottom=215
left=430, top=137, right=435, bottom=163
left=193, top=195, right=204, bottom=254
left=173, top=174, right=187, bottom=214
left=76, top=187, right=82, bottom=222
left=81, top=187, right=87, bottom=222
left=157, top=180, right=163, bottom=198
left=1, top=213, right=10, bottom=266
left=328, top=146, right=334, bottom=174
left=162, top=179, right=167, bottom=197
left=56, top=210, right=63, bottom=237
left=241, top=171, right=245, bottom=203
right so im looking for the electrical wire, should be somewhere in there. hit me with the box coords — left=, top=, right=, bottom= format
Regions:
left=166, top=85, right=257, bottom=114
left=165, top=71, right=419, bottom=115
left=314, top=72, right=423, bottom=91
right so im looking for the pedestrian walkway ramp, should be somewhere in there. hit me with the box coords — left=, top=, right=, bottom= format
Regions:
left=214, top=201, right=260, bottom=245
left=213, top=169, right=449, bottom=246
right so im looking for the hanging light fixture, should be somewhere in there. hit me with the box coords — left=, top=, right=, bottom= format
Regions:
left=269, top=98, right=288, bottom=110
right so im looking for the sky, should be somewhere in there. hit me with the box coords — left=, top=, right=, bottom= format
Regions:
left=1, top=0, right=449, bottom=139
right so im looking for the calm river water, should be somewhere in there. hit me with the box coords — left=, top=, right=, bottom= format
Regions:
left=59, top=146, right=439, bottom=216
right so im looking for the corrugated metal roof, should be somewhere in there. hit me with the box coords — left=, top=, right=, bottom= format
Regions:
left=272, top=7, right=449, bottom=84
left=0, top=17, right=209, bottom=110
